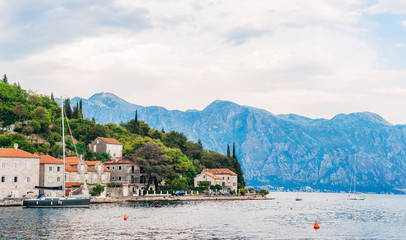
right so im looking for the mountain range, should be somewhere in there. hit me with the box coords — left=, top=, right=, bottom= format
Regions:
left=71, top=92, right=406, bottom=193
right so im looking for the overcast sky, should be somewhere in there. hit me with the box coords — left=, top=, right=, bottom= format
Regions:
left=1, top=0, right=406, bottom=124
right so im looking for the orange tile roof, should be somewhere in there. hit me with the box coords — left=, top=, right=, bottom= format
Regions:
left=0, top=148, right=40, bottom=158
left=204, top=171, right=221, bottom=180
left=203, top=168, right=238, bottom=176
left=105, top=157, right=131, bottom=164
left=65, top=164, right=77, bottom=172
left=85, top=161, right=99, bottom=166
left=98, top=137, right=122, bottom=145
left=39, top=155, right=63, bottom=164
left=87, top=166, right=95, bottom=172
left=65, top=182, right=80, bottom=187
left=65, top=157, right=80, bottom=165
left=103, top=166, right=111, bottom=172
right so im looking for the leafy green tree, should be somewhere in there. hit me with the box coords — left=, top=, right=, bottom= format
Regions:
left=163, top=131, right=187, bottom=153
left=210, top=184, right=222, bottom=191
left=13, top=104, right=27, bottom=121
left=197, top=181, right=210, bottom=190
left=136, top=142, right=173, bottom=190
left=240, top=188, right=247, bottom=195
left=33, top=107, right=47, bottom=119
left=91, top=185, right=105, bottom=196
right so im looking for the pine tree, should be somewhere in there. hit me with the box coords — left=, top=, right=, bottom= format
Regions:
left=227, top=144, right=231, bottom=158
left=2, top=74, right=8, bottom=84
left=51, top=92, right=54, bottom=101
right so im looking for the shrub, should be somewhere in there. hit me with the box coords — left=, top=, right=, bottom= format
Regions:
left=240, top=188, right=247, bottom=195
left=91, top=185, right=105, bottom=196
left=107, top=182, right=122, bottom=187
left=259, top=189, right=269, bottom=197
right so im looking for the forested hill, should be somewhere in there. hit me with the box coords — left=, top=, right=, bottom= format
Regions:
left=71, top=92, right=406, bottom=193
left=0, top=78, right=245, bottom=190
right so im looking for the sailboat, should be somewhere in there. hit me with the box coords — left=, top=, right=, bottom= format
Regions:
left=23, top=97, right=90, bottom=208
left=348, top=155, right=366, bottom=201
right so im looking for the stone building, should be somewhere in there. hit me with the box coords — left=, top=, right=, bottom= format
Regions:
left=104, top=156, right=154, bottom=194
left=89, top=137, right=123, bottom=159
left=38, top=155, right=64, bottom=197
left=85, top=161, right=111, bottom=184
left=0, top=146, right=40, bottom=199
left=194, top=168, right=238, bottom=192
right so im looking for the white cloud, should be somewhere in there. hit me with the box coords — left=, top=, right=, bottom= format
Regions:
left=395, top=43, right=404, bottom=47
left=2, top=0, right=406, bottom=124
left=401, top=20, right=406, bottom=27
left=366, top=0, right=406, bottom=14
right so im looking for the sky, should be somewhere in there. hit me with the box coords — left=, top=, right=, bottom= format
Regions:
left=1, top=0, right=406, bottom=124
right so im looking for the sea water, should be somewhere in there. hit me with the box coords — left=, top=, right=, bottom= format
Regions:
left=0, top=192, right=405, bottom=239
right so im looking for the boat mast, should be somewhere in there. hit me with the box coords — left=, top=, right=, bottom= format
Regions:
left=61, top=97, right=66, bottom=198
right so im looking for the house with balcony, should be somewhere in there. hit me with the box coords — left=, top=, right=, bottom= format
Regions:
left=194, top=168, right=238, bottom=192
left=90, top=137, right=123, bottom=159
left=104, top=156, right=154, bottom=194
left=0, top=145, right=40, bottom=199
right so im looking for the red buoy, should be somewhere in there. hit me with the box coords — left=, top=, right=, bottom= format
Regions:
left=124, top=214, right=127, bottom=221
left=314, top=221, right=320, bottom=229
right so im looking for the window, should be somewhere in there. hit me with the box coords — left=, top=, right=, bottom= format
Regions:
left=57, top=177, right=61, bottom=182
left=13, top=177, right=18, bottom=183
left=119, top=166, right=121, bottom=170
left=14, top=162, right=19, bottom=168
left=48, top=176, right=52, bottom=183
left=27, top=177, right=31, bottom=182
left=112, top=176, right=115, bottom=180
left=118, top=176, right=122, bottom=181
left=112, top=166, right=115, bottom=170
left=1, top=162, right=5, bottom=168
left=1, top=176, right=5, bottom=183
left=57, top=167, right=61, bottom=172
left=49, top=166, right=52, bottom=171
left=107, top=166, right=110, bottom=170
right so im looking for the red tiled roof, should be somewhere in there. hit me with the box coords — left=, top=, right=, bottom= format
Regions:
left=85, top=161, right=99, bottom=166
left=65, top=182, right=79, bottom=187
left=103, top=166, right=111, bottom=172
left=98, top=137, right=122, bottom=145
left=105, top=156, right=132, bottom=164
left=204, top=172, right=221, bottom=180
left=87, top=166, right=95, bottom=172
left=203, top=168, right=238, bottom=176
left=0, top=148, right=40, bottom=158
left=39, top=155, right=63, bottom=164
left=65, top=164, right=77, bottom=172
left=65, top=157, right=80, bottom=165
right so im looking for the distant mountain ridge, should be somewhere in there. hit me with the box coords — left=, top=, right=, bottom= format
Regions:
left=71, top=92, right=406, bottom=193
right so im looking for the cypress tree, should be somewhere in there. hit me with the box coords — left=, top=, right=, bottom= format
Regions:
left=227, top=144, right=231, bottom=158
left=135, top=110, right=138, bottom=123
left=51, top=92, right=54, bottom=101
left=64, top=98, right=72, bottom=119
left=2, top=74, right=8, bottom=84
left=92, top=117, right=96, bottom=123
left=79, top=99, right=83, bottom=117
left=232, top=142, right=236, bottom=159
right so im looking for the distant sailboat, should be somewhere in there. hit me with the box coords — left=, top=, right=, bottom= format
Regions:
left=23, top=97, right=90, bottom=208
left=348, top=155, right=366, bottom=201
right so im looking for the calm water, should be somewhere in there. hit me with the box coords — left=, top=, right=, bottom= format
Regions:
left=0, top=192, right=405, bottom=239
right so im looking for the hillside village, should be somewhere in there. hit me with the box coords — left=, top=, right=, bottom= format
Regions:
left=0, top=138, right=239, bottom=200
left=0, top=79, right=245, bottom=201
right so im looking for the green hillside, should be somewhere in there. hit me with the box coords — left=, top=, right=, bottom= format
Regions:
left=0, top=77, right=245, bottom=190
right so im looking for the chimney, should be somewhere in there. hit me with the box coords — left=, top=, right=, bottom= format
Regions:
left=80, top=154, right=83, bottom=160
left=14, top=143, right=18, bottom=150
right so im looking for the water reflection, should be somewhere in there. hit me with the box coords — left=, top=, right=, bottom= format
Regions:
left=0, top=193, right=406, bottom=239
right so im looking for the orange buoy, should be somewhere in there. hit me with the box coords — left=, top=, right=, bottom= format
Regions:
left=290, top=208, right=293, bottom=210
left=326, top=199, right=328, bottom=201
left=124, top=214, right=127, bottom=221
left=314, top=221, right=320, bottom=229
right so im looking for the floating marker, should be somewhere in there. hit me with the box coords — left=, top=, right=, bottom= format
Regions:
left=290, top=208, right=293, bottom=210
left=314, top=221, right=320, bottom=229
left=124, top=214, right=127, bottom=221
